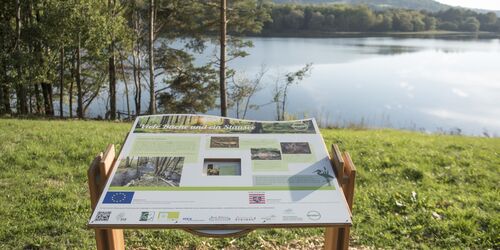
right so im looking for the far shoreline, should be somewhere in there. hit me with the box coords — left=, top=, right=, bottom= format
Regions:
left=248, top=30, right=500, bottom=39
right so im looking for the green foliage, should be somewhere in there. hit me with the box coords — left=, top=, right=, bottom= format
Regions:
left=151, top=0, right=272, bottom=115
left=272, top=64, right=312, bottom=120
left=156, top=48, right=218, bottom=113
left=461, top=17, right=481, bottom=32
left=264, top=3, right=500, bottom=34
left=0, top=119, right=498, bottom=249
left=0, top=0, right=132, bottom=117
left=272, top=0, right=450, bottom=12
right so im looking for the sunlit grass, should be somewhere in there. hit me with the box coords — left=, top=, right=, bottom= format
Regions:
left=0, top=118, right=498, bottom=249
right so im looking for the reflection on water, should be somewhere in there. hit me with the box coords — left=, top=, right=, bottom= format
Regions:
left=90, top=37, right=500, bottom=136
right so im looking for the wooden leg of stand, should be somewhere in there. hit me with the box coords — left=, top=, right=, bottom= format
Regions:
left=341, top=226, right=351, bottom=250
left=325, top=146, right=357, bottom=250
left=88, top=145, right=125, bottom=250
left=106, top=229, right=125, bottom=250
left=324, top=227, right=339, bottom=250
left=100, top=145, right=125, bottom=250
left=340, top=152, right=357, bottom=250
left=88, top=153, right=107, bottom=249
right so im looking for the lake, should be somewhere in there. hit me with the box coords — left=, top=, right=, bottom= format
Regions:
left=90, top=36, right=500, bottom=136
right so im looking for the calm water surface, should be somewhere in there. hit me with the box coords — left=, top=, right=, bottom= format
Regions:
left=93, top=37, right=500, bottom=136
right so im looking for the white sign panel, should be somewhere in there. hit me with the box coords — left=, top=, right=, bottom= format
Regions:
left=89, top=114, right=351, bottom=228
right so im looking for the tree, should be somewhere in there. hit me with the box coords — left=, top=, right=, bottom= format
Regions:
left=64, top=0, right=127, bottom=119
left=126, top=0, right=146, bottom=116
left=374, top=13, right=393, bottom=31
left=308, top=11, right=325, bottom=30
left=461, top=16, right=480, bottom=32
left=148, top=0, right=156, bottom=115
left=202, top=0, right=271, bottom=117
left=228, top=65, right=267, bottom=119
left=324, top=13, right=335, bottom=30
left=424, top=16, right=437, bottom=30
left=272, top=64, right=312, bottom=121
left=393, top=11, right=414, bottom=32
left=439, top=21, right=458, bottom=31
left=350, top=5, right=376, bottom=31
left=284, top=9, right=304, bottom=30
left=15, top=0, right=28, bottom=114
left=219, top=0, right=227, bottom=117
left=413, top=17, right=426, bottom=32
left=108, top=0, right=117, bottom=120
left=477, top=12, right=498, bottom=31
left=156, top=48, right=218, bottom=113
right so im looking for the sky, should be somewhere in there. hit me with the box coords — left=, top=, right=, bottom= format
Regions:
left=435, top=0, right=500, bottom=10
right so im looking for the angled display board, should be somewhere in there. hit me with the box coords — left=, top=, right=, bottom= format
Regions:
left=89, top=114, right=351, bottom=228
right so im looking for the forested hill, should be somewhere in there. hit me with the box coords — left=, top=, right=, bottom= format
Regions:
left=272, top=0, right=450, bottom=12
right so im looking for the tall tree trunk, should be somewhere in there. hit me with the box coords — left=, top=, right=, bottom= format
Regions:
left=34, top=83, right=42, bottom=113
left=0, top=79, right=3, bottom=115
left=108, top=0, right=116, bottom=120
left=281, top=85, right=288, bottom=121
left=0, top=81, right=4, bottom=115
left=109, top=50, right=116, bottom=119
left=1, top=64, right=11, bottom=114
left=16, top=86, right=28, bottom=115
left=27, top=0, right=33, bottom=115
left=41, top=83, right=52, bottom=116
left=28, top=85, right=33, bottom=114
left=0, top=8, right=7, bottom=115
left=148, top=0, right=156, bottom=114
left=132, top=42, right=141, bottom=116
left=1, top=83, right=11, bottom=114
left=59, top=47, right=64, bottom=118
left=219, top=0, right=228, bottom=117
left=120, top=56, right=131, bottom=118
left=42, top=52, right=54, bottom=117
left=15, top=0, right=28, bottom=114
left=131, top=0, right=141, bottom=116
left=31, top=4, right=44, bottom=115
left=76, top=33, right=83, bottom=119
left=47, top=80, right=54, bottom=116
left=0, top=84, right=3, bottom=115
left=69, top=53, right=75, bottom=118
left=69, top=81, right=73, bottom=118
left=27, top=57, right=33, bottom=115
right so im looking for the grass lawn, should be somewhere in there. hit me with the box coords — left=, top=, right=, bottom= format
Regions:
left=0, top=118, right=498, bottom=249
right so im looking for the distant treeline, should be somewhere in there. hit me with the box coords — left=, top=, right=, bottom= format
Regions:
left=263, top=4, right=500, bottom=33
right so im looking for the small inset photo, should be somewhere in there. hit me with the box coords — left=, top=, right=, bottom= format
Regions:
left=203, top=159, right=241, bottom=176
left=280, top=142, right=311, bottom=154
left=110, top=156, right=184, bottom=187
left=210, top=136, right=239, bottom=148
left=251, top=148, right=282, bottom=160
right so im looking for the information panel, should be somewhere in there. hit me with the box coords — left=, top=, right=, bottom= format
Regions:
left=89, top=114, right=351, bottom=228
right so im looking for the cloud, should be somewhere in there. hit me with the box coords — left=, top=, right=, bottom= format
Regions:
left=421, top=108, right=500, bottom=127
left=399, top=81, right=415, bottom=91
left=451, top=88, right=469, bottom=98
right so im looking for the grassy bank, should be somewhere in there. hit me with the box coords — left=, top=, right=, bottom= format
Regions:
left=0, top=119, right=498, bottom=249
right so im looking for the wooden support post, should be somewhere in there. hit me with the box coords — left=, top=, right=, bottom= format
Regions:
left=331, top=144, right=344, bottom=186
left=88, top=144, right=125, bottom=250
left=324, top=144, right=356, bottom=250
left=340, top=152, right=356, bottom=250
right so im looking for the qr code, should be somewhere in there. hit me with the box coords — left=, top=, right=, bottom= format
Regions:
left=95, top=211, right=111, bottom=221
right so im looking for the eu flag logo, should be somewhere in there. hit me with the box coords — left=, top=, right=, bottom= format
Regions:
left=103, top=192, right=134, bottom=204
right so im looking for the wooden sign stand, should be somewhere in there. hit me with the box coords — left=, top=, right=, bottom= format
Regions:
left=88, top=144, right=356, bottom=250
